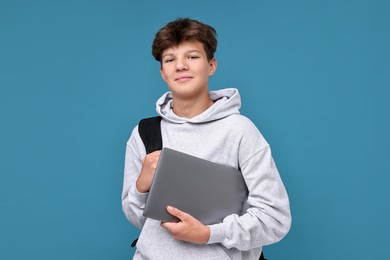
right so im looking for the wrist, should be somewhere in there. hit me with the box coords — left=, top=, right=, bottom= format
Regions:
left=201, top=225, right=211, bottom=244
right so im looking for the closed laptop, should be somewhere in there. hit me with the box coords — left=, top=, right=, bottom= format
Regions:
left=143, top=147, right=248, bottom=225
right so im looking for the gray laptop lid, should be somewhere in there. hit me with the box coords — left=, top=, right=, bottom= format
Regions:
left=143, top=147, right=248, bottom=225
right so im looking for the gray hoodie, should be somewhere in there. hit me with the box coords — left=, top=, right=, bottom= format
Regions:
left=122, top=88, right=291, bottom=260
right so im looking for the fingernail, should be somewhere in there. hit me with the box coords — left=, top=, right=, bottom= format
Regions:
left=167, top=206, right=173, bottom=211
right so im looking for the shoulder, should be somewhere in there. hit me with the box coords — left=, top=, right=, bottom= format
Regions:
left=224, top=114, right=269, bottom=150
left=224, top=115, right=264, bottom=136
left=229, top=114, right=258, bottom=129
left=129, top=116, right=161, bottom=144
left=126, top=124, right=146, bottom=159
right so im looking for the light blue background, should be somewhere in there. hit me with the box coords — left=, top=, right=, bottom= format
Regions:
left=1, top=0, right=389, bottom=259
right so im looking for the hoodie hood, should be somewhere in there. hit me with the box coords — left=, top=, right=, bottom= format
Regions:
left=156, top=88, right=241, bottom=124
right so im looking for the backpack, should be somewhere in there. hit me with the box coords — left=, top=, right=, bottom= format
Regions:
left=132, top=116, right=266, bottom=260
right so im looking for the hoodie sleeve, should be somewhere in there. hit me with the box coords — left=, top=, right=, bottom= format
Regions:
left=121, top=125, right=149, bottom=229
left=207, top=120, right=291, bottom=250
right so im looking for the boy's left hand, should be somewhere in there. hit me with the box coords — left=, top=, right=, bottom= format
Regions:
left=160, top=206, right=210, bottom=244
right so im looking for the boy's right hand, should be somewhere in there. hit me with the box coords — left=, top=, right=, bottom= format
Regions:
left=136, top=150, right=161, bottom=193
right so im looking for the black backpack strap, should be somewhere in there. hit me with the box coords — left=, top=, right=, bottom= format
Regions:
left=138, top=116, right=163, bottom=154
left=131, top=116, right=162, bottom=248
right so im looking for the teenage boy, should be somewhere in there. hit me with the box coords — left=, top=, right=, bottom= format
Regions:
left=122, top=18, right=291, bottom=259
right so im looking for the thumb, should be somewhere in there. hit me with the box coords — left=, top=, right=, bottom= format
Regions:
left=160, top=221, right=176, bottom=231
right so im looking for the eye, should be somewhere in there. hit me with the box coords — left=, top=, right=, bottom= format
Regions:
left=164, top=58, right=174, bottom=63
left=188, top=55, right=200, bottom=60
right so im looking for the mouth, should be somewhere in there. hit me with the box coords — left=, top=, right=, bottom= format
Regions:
left=175, top=76, right=193, bottom=82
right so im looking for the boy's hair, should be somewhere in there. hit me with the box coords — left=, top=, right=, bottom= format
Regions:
left=152, top=18, right=218, bottom=63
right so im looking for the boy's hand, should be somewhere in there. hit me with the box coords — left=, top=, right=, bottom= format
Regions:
left=136, top=150, right=161, bottom=193
left=161, top=206, right=210, bottom=244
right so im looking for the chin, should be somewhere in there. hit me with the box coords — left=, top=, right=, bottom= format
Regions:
left=170, top=86, right=205, bottom=99
left=171, top=90, right=196, bottom=100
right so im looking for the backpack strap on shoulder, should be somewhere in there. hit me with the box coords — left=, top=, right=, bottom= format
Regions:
left=131, top=116, right=162, bottom=248
left=138, top=116, right=163, bottom=154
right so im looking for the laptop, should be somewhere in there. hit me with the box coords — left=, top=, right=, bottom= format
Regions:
left=143, top=147, right=248, bottom=225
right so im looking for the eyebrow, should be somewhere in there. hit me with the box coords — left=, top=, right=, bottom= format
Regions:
left=162, top=49, right=201, bottom=58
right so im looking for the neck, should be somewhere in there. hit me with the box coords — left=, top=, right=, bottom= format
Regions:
left=171, top=90, right=214, bottom=119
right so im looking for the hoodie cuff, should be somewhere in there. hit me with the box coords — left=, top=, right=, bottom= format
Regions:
left=207, top=222, right=226, bottom=244
left=130, top=185, right=149, bottom=205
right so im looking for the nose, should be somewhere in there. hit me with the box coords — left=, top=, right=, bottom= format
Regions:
left=175, top=57, right=188, bottom=71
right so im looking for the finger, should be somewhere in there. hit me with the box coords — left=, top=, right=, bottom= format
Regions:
left=142, top=152, right=160, bottom=169
left=148, top=151, right=161, bottom=165
left=150, top=150, right=161, bottom=159
left=152, top=150, right=161, bottom=155
left=167, top=206, right=189, bottom=221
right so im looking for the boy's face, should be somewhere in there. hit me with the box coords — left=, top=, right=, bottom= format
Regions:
left=160, top=41, right=217, bottom=100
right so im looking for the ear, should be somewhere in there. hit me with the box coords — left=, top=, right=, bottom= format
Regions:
left=208, top=58, right=217, bottom=76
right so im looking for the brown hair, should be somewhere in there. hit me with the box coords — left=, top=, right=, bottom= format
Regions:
left=152, top=18, right=218, bottom=63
